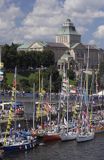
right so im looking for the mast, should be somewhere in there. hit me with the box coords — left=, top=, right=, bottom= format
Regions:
left=85, top=45, right=90, bottom=132
left=66, top=77, right=69, bottom=133
left=86, top=45, right=89, bottom=96
left=49, top=75, right=52, bottom=123
left=58, top=92, right=61, bottom=131
left=4, top=67, right=16, bottom=145
left=0, top=47, right=3, bottom=134
left=41, top=75, right=43, bottom=127
left=39, top=68, right=41, bottom=94
left=33, top=83, right=35, bottom=129
left=37, top=68, right=41, bottom=120
left=14, top=67, right=17, bottom=131
left=96, top=52, right=100, bottom=94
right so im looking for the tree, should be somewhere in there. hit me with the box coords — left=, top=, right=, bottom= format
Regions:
left=98, top=62, right=104, bottom=90
left=50, top=66, right=62, bottom=92
left=1, top=71, right=8, bottom=90
left=19, top=79, right=30, bottom=92
left=67, top=69, right=75, bottom=80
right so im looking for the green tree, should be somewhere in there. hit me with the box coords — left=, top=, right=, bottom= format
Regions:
left=67, top=69, right=75, bottom=80
left=19, top=79, right=30, bottom=92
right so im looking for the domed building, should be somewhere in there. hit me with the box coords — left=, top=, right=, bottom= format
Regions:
left=56, top=19, right=81, bottom=48
left=56, top=19, right=104, bottom=75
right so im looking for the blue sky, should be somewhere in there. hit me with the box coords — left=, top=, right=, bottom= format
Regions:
left=0, top=0, right=104, bottom=48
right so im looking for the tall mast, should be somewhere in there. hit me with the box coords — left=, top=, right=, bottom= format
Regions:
left=33, top=83, right=35, bottom=129
left=66, top=76, right=69, bottom=133
left=86, top=45, right=89, bottom=96
left=39, top=68, right=41, bottom=93
left=14, top=66, right=17, bottom=131
left=58, top=92, right=61, bottom=130
left=49, top=75, right=52, bottom=122
left=96, top=52, right=100, bottom=94
left=41, top=75, right=43, bottom=127
left=0, top=48, right=1, bottom=134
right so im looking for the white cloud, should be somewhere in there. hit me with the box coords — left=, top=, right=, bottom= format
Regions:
left=0, top=0, right=5, bottom=7
left=64, top=0, right=104, bottom=12
left=88, top=39, right=97, bottom=45
left=0, top=4, right=21, bottom=29
left=21, top=0, right=104, bottom=42
left=21, top=0, right=65, bottom=41
left=0, top=0, right=23, bottom=43
left=93, top=25, right=104, bottom=39
left=76, top=26, right=88, bottom=35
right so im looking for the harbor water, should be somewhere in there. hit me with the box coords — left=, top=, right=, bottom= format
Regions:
left=4, top=134, right=104, bottom=160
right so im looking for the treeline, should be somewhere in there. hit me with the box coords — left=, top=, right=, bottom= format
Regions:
left=2, top=43, right=55, bottom=70
left=1, top=43, right=63, bottom=92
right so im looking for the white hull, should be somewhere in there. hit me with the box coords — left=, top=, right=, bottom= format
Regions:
left=76, top=132, right=94, bottom=142
left=60, top=132, right=77, bottom=142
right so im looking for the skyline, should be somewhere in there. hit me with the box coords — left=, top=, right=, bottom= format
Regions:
left=0, top=0, right=104, bottom=48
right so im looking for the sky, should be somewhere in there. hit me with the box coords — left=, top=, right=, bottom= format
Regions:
left=0, top=0, right=104, bottom=48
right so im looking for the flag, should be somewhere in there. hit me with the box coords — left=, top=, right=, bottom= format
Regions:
left=36, top=102, right=41, bottom=118
left=44, top=103, right=52, bottom=113
left=40, top=88, right=46, bottom=96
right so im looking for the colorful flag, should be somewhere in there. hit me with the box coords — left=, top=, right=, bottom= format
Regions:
left=44, top=103, right=52, bottom=113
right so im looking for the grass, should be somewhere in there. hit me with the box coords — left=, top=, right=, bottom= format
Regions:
left=6, top=72, right=31, bottom=86
left=6, top=72, right=76, bottom=90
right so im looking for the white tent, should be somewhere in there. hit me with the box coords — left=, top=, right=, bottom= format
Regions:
left=97, top=90, right=104, bottom=96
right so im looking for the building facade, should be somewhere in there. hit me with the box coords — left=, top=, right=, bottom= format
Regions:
left=17, top=18, right=104, bottom=72
left=56, top=19, right=104, bottom=74
left=17, top=41, right=68, bottom=62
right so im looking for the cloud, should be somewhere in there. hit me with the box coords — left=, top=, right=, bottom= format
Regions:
left=0, top=0, right=5, bottom=7
left=64, top=0, right=104, bottom=12
left=0, top=0, right=23, bottom=43
left=88, top=39, right=97, bottom=45
left=93, top=25, right=104, bottom=39
left=21, top=0, right=104, bottom=43
left=77, top=26, right=88, bottom=35
left=21, top=0, right=65, bottom=41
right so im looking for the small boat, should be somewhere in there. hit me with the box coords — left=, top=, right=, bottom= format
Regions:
left=76, top=131, right=94, bottom=142
left=60, top=131, right=77, bottom=142
left=1, top=130, right=39, bottom=153
left=95, top=125, right=104, bottom=134
left=2, top=138, right=38, bottom=152
left=43, top=132, right=61, bottom=143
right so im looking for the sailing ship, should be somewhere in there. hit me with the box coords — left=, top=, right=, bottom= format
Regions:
left=59, top=68, right=77, bottom=141
left=76, top=108, right=94, bottom=142
left=1, top=68, right=38, bottom=152
left=76, top=46, right=95, bottom=142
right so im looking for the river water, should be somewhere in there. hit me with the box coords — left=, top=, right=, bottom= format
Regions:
left=4, top=134, right=104, bottom=160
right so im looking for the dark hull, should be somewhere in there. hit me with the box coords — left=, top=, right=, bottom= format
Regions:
left=2, top=141, right=38, bottom=152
